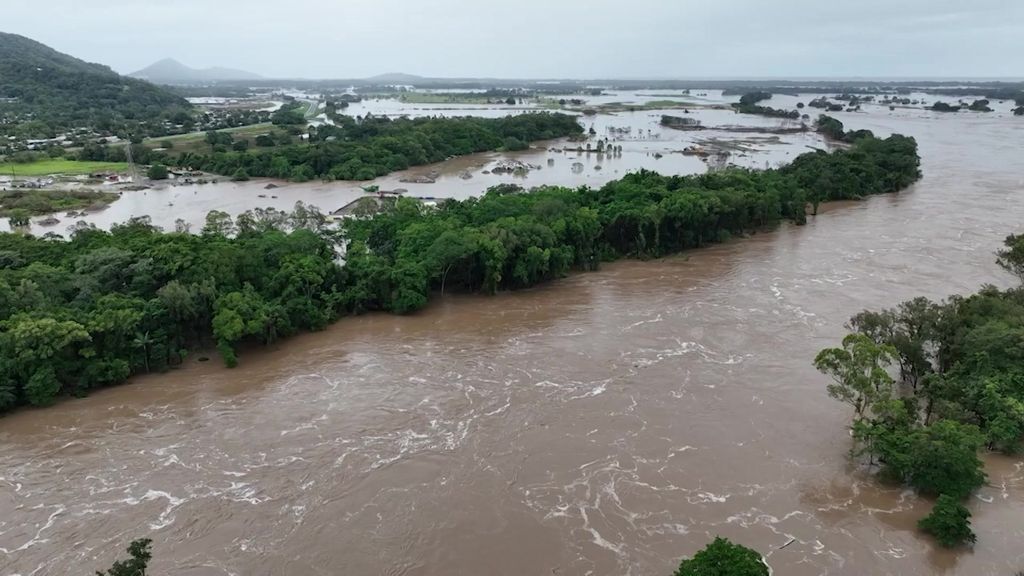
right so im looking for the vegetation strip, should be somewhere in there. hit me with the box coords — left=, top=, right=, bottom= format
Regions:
left=0, top=131, right=919, bottom=412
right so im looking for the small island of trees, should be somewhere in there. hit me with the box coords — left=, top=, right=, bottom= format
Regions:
left=732, top=92, right=799, bottom=119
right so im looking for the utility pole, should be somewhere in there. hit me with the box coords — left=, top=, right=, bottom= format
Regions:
left=125, top=140, right=139, bottom=183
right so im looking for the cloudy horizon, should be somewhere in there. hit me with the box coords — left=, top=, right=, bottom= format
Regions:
left=4, top=0, right=1023, bottom=80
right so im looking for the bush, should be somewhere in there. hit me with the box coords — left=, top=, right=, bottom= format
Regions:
left=25, top=366, right=61, bottom=406
left=674, top=537, right=767, bottom=576
left=503, top=137, right=527, bottom=151
left=907, top=420, right=986, bottom=499
left=231, top=168, right=250, bottom=181
left=147, top=164, right=169, bottom=180
left=6, top=208, right=31, bottom=227
left=918, top=495, right=975, bottom=548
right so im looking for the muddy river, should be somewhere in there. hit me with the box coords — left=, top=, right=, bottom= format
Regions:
left=2, top=101, right=1024, bottom=575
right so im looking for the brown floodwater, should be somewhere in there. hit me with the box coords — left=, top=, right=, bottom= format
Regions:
left=2, top=104, right=1024, bottom=576
left=2, top=90, right=825, bottom=234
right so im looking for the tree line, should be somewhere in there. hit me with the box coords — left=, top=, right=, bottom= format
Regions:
left=0, top=132, right=919, bottom=412
left=815, top=233, right=1024, bottom=548
left=168, top=112, right=583, bottom=181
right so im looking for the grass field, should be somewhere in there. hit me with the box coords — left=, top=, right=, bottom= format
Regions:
left=145, top=123, right=275, bottom=146
left=143, top=123, right=278, bottom=155
left=395, top=93, right=495, bottom=105
left=0, top=160, right=129, bottom=177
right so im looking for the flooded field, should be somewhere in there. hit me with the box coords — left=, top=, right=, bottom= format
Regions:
left=2, top=94, right=1024, bottom=576
left=4, top=90, right=821, bottom=233
left=8, top=88, right=1019, bottom=236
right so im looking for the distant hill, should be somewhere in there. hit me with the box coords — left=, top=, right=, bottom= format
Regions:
left=130, top=58, right=262, bottom=83
left=0, top=32, right=189, bottom=138
left=364, top=72, right=427, bottom=84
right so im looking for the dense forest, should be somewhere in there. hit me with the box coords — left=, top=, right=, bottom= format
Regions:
left=169, top=112, right=583, bottom=181
left=815, top=233, right=1024, bottom=547
left=0, top=33, right=190, bottom=140
left=0, top=132, right=919, bottom=412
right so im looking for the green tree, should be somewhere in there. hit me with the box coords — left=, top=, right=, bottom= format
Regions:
left=95, top=538, right=152, bottom=576
left=674, top=537, right=768, bottom=576
left=7, top=208, right=31, bottom=228
left=146, top=164, right=168, bottom=180
left=503, top=137, right=527, bottom=151
left=814, top=333, right=897, bottom=419
left=202, top=210, right=235, bottom=237
left=918, top=495, right=975, bottom=548
left=231, top=168, right=250, bottom=182
left=997, top=233, right=1024, bottom=281
left=131, top=331, right=154, bottom=373
left=25, top=366, right=61, bottom=406
left=907, top=420, right=986, bottom=498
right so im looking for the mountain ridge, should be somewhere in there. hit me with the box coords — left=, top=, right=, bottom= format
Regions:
left=0, top=31, right=189, bottom=138
left=130, top=58, right=262, bottom=83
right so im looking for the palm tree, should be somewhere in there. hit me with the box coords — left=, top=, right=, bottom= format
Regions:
left=132, top=331, right=153, bottom=373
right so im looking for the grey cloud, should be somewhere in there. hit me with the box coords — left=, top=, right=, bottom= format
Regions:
left=4, top=0, right=1022, bottom=79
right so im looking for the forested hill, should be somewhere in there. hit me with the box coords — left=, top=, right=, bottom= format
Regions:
left=0, top=32, right=190, bottom=138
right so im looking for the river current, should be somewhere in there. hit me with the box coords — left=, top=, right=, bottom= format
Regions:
left=1, top=98, right=1023, bottom=575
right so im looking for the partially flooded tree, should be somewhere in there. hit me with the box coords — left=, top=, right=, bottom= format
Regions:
left=95, top=538, right=152, bottom=576
left=996, top=233, right=1024, bottom=281
left=674, top=537, right=768, bottom=576
left=7, top=208, right=31, bottom=228
left=814, top=333, right=897, bottom=419
left=918, top=495, right=975, bottom=548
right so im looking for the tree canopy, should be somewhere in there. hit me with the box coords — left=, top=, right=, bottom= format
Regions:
left=674, top=537, right=768, bottom=576
left=94, top=538, right=152, bottom=576
left=171, top=112, right=583, bottom=181
left=918, top=495, right=976, bottom=548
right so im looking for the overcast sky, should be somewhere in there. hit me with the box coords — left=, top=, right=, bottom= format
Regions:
left=5, top=0, right=1022, bottom=79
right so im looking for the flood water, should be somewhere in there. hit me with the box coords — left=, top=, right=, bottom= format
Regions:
left=2, top=100, right=1024, bottom=575
left=4, top=90, right=827, bottom=233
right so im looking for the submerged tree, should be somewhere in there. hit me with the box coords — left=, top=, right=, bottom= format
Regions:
left=674, top=537, right=768, bottom=576
left=814, top=333, right=897, bottom=420
left=95, top=538, right=152, bottom=576
left=997, top=233, right=1024, bottom=281
left=918, top=495, right=975, bottom=548
left=7, top=208, right=31, bottom=228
